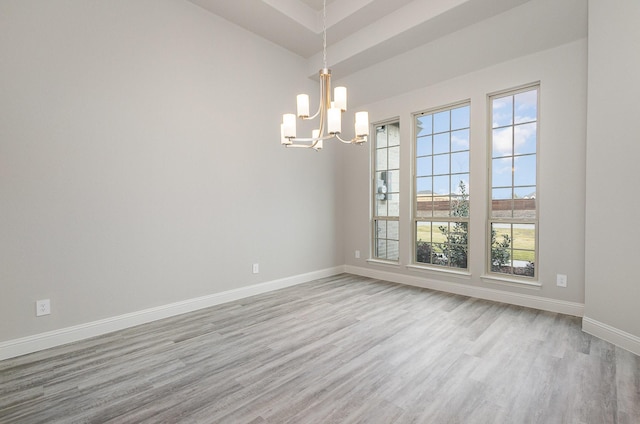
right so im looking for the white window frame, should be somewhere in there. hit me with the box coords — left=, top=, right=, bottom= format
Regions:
left=371, top=120, right=400, bottom=262
left=412, top=101, right=471, bottom=271
left=487, top=83, right=539, bottom=280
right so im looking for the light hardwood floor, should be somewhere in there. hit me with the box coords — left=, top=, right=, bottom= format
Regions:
left=1, top=274, right=639, bottom=423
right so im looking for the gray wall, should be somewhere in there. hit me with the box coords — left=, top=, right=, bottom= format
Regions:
left=585, top=0, right=640, bottom=339
left=0, top=0, right=348, bottom=342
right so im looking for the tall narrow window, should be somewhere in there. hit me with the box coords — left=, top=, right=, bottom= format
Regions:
left=372, top=121, right=400, bottom=261
left=489, top=85, right=538, bottom=278
left=414, top=103, right=470, bottom=270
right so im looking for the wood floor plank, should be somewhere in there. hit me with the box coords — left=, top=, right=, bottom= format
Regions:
left=1, top=274, right=639, bottom=423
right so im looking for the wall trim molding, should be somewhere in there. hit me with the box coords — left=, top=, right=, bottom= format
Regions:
left=345, top=265, right=585, bottom=317
left=0, top=266, right=345, bottom=361
left=582, top=316, right=640, bottom=356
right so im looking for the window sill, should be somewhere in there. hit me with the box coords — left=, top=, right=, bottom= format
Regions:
left=366, top=258, right=401, bottom=268
left=481, top=274, right=541, bottom=289
left=406, top=264, right=471, bottom=280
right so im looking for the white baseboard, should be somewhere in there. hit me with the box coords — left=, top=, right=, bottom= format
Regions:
left=0, top=266, right=345, bottom=361
left=345, top=265, right=585, bottom=317
left=582, top=316, right=640, bottom=356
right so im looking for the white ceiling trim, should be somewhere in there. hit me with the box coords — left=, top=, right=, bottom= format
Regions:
left=187, top=0, right=586, bottom=82
left=261, top=0, right=320, bottom=32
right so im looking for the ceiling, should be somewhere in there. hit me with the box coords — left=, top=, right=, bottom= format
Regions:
left=187, top=0, right=534, bottom=78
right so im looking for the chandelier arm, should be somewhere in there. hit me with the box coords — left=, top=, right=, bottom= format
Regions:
left=306, top=70, right=328, bottom=121
left=287, top=134, right=336, bottom=143
left=320, top=70, right=331, bottom=136
left=304, top=108, right=321, bottom=121
left=285, top=144, right=313, bottom=149
left=335, top=134, right=367, bottom=144
left=334, top=134, right=356, bottom=144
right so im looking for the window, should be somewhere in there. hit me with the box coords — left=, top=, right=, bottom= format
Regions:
left=489, top=85, right=538, bottom=278
left=414, top=103, right=470, bottom=269
left=372, top=121, right=400, bottom=261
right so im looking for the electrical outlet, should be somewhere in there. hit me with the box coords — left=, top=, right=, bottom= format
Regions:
left=36, top=299, right=51, bottom=316
left=556, top=274, right=567, bottom=288
left=355, top=250, right=360, bottom=259
left=252, top=263, right=259, bottom=274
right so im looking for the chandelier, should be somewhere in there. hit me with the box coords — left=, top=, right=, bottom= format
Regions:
left=280, top=0, right=369, bottom=150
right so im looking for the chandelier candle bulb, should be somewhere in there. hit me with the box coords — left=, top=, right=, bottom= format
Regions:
left=282, top=113, right=296, bottom=138
left=334, top=87, right=347, bottom=111
left=328, top=107, right=341, bottom=134
left=355, top=111, right=369, bottom=137
left=297, top=94, right=309, bottom=118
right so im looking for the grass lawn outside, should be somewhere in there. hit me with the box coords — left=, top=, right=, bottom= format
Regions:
left=416, top=222, right=535, bottom=262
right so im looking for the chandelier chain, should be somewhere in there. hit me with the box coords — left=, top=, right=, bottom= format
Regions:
left=322, top=0, right=327, bottom=69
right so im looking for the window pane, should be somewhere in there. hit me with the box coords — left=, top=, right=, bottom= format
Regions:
left=512, top=249, right=534, bottom=263
left=451, top=105, right=470, bottom=130
left=512, top=223, right=535, bottom=250
left=433, top=154, right=450, bottom=175
left=416, top=115, right=432, bottom=137
left=451, top=129, right=469, bottom=152
left=377, top=239, right=387, bottom=258
left=513, top=199, right=536, bottom=219
left=416, top=192, right=433, bottom=218
left=388, top=195, right=399, bottom=216
left=448, top=243, right=468, bottom=269
left=376, top=126, right=388, bottom=148
left=512, top=251, right=535, bottom=277
left=376, top=171, right=388, bottom=200
left=388, top=220, right=399, bottom=240
left=416, top=157, right=432, bottom=177
left=433, top=175, right=450, bottom=195
left=514, top=186, right=535, bottom=199
left=492, top=188, right=512, bottom=218
left=388, top=170, right=400, bottom=193
left=374, top=121, right=400, bottom=261
left=387, top=240, right=399, bottom=260
left=416, top=176, right=432, bottom=193
left=417, top=136, right=432, bottom=156
left=434, top=133, right=450, bottom=154
left=434, top=111, right=450, bottom=133
left=489, top=87, right=538, bottom=279
left=451, top=174, right=469, bottom=196
left=376, top=199, right=388, bottom=216
left=388, top=146, right=400, bottom=169
left=514, top=123, right=536, bottom=155
left=451, top=151, right=469, bottom=174
left=451, top=196, right=469, bottom=218
left=414, top=103, right=469, bottom=270
left=433, top=195, right=450, bottom=217
left=514, top=154, right=536, bottom=186
left=514, top=90, right=537, bottom=124
left=376, top=148, right=387, bottom=171
left=492, top=96, right=513, bottom=128
left=492, top=127, right=513, bottom=158
left=376, top=171, right=388, bottom=185
left=387, top=123, right=400, bottom=146
left=416, top=222, right=432, bottom=243
left=433, top=206, right=450, bottom=217
left=491, top=223, right=512, bottom=272
left=376, top=220, right=387, bottom=239
left=492, top=187, right=512, bottom=200
left=492, top=157, right=512, bottom=187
